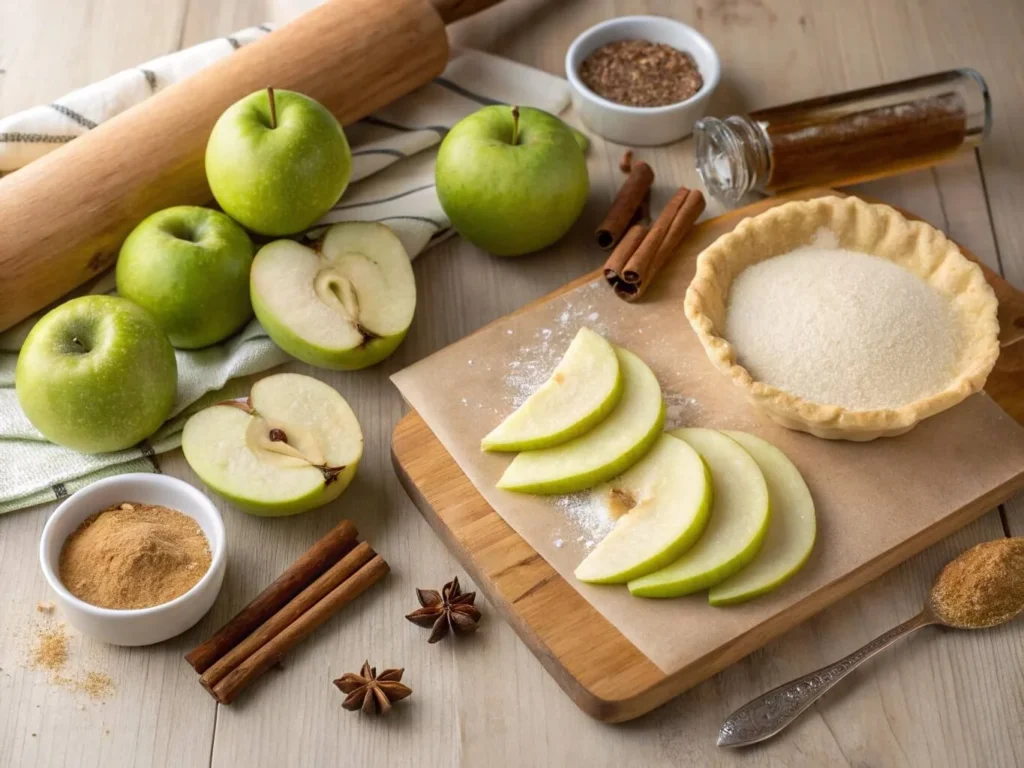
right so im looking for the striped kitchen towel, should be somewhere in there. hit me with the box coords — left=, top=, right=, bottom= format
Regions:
left=0, top=26, right=573, bottom=512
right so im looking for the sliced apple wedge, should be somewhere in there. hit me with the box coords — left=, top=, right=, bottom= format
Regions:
left=496, top=347, right=664, bottom=494
left=182, top=373, right=363, bottom=516
left=482, top=327, right=622, bottom=452
left=574, top=434, right=711, bottom=584
left=628, top=428, right=770, bottom=598
left=251, top=221, right=416, bottom=371
left=708, top=431, right=816, bottom=605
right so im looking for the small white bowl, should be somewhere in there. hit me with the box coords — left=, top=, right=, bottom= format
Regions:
left=565, top=16, right=721, bottom=146
left=39, top=474, right=226, bottom=646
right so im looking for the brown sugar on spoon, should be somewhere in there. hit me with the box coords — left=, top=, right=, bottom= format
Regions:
left=930, top=538, right=1024, bottom=628
left=579, top=40, right=703, bottom=107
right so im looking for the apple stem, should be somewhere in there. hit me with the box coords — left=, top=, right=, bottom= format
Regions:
left=267, top=86, right=277, bottom=130
left=510, top=105, right=520, bottom=146
left=71, top=336, right=86, bottom=352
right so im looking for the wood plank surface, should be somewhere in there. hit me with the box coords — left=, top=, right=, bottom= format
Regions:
left=0, top=0, right=1022, bottom=766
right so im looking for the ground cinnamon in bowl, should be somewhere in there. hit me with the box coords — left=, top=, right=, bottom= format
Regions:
left=58, top=502, right=212, bottom=610
left=930, top=538, right=1024, bottom=628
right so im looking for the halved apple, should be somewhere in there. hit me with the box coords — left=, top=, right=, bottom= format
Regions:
left=496, top=347, right=664, bottom=494
left=181, top=373, right=363, bottom=516
left=482, top=327, right=622, bottom=452
left=628, top=428, right=770, bottom=598
left=574, top=434, right=711, bottom=584
left=251, top=221, right=416, bottom=371
left=708, top=431, right=816, bottom=606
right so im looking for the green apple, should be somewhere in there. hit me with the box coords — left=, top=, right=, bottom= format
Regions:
left=574, top=434, right=711, bottom=584
left=570, top=127, right=589, bottom=154
left=628, top=428, right=770, bottom=598
left=181, top=373, right=362, bottom=516
left=251, top=221, right=416, bottom=370
left=482, top=327, right=621, bottom=452
left=206, top=87, right=351, bottom=236
left=116, top=206, right=254, bottom=349
left=708, top=431, right=816, bottom=606
left=496, top=347, right=664, bottom=494
left=436, top=105, right=589, bottom=256
left=15, top=295, right=177, bottom=453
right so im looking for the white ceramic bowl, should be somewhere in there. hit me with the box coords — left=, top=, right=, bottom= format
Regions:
left=39, top=474, right=226, bottom=646
left=565, top=16, right=720, bottom=146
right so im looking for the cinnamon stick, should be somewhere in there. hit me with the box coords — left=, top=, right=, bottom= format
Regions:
left=200, top=542, right=376, bottom=692
left=184, top=519, right=358, bottom=674
left=595, top=161, right=654, bottom=249
left=603, top=223, right=648, bottom=298
left=209, top=554, right=390, bottom=705
left=620, top=187, right=705, bottom=302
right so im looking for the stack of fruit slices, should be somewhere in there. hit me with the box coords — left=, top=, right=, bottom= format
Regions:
left=485, top=328, right=817, bottom=605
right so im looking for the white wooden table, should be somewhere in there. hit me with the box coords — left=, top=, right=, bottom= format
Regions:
left=1, top=1, right=1022, bottom=765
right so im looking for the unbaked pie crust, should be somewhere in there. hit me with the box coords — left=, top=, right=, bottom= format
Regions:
left=685, top=195, right=1000, bottom=441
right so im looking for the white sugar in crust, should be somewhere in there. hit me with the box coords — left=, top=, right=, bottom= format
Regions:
left=724, top=245, right=964, bottom=411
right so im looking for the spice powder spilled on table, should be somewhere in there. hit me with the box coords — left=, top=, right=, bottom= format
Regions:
left=930, top=538, right=1024, bottom=628
left=27, top=622, right=117, bottom=700
left=59, top=502, right=211, bottom=610
left=579, top=40, right=703, bottom=108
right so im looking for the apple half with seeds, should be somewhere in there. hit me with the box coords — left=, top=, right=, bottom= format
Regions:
left=182, top=373, right=362, bottom=516
left=251, top=221, right=416, bottom=371
left=574, top=433, right=712, bottom=584
left=707, top=431, right=816, bottom=606
left=496, top=347, right=664, bottom=494
left=482, top=327, right=622, bottom=452
left=628, top=428, right=770, bottom=598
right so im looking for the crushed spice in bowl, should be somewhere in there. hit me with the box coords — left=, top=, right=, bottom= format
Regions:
left=579, top=40, right=704, bottom=108
left=59, top=502, right=212, bottom=610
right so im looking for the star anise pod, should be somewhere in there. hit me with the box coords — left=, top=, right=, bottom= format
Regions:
left=333, top=661, right=412, bottom=715
left=405, top=576, right=481, bottom=643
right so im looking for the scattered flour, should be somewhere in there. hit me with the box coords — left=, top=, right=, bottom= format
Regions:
left=663, top=391, right=705, bottom=429
left=501, top=281, right=611, bottom=408
left=551, top=492, right=614, bottom=551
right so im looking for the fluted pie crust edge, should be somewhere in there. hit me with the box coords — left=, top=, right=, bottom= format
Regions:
left=684, top=196, right=1000, bottom=441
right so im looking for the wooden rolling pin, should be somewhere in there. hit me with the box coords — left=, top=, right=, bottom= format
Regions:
left=0, top=0, right=502, bottom=331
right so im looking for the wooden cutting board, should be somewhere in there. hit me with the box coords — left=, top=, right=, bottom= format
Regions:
left=391, top=188, right=1024, bottom=723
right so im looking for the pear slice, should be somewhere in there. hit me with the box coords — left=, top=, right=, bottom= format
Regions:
left=482, top=327, right=622, bottom=452
left=496, top=347, right=664, bottom=494
left=251, top=221, right=416, bottom=371
left=628, top=428, right=770, bottom=598
left=708, top=431, right=816, bottom=605
left=574, top=434, right=712, bottom=584
left=182, top=373, right=363, bottom=516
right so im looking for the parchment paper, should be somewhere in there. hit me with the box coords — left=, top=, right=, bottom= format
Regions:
left=391, top=219, right=1024, bottom=674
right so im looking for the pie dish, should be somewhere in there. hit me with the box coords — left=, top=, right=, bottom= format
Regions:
left=685, top=195, right=1000, bottom=441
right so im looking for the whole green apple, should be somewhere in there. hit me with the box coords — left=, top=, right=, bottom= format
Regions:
left=436, top=105, right=589, bottom=256
left=205, top=87, right=351, bottom=236
left=116, top=206, right=254, bottom=349
left=16, top=296, right=177, bottom=454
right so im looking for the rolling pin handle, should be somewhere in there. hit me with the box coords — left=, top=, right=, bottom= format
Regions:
left=430, top=0, right=505, bottom=25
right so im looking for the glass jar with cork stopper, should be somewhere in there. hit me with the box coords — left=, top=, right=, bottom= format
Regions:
left=694, top=68, right=991, bottom=206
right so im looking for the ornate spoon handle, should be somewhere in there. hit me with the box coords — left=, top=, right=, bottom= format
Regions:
left=717, top=610, right=937, bottom=748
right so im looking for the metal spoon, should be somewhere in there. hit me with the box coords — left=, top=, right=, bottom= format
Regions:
left=717, top=542, right=1024, bottom=748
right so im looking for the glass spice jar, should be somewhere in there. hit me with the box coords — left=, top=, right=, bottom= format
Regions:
left=694, top=68, right=991, bottom=206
